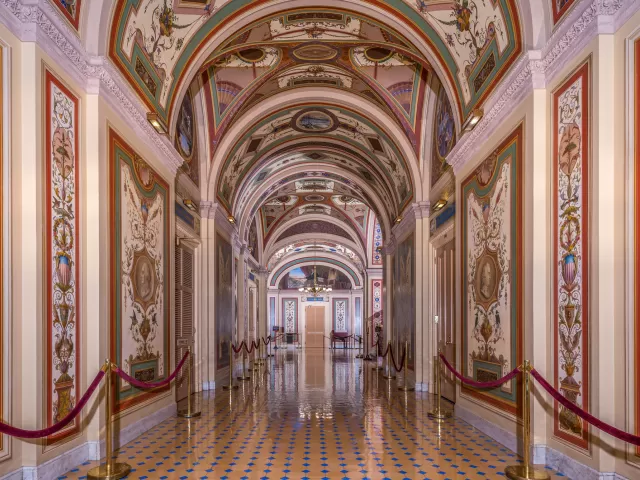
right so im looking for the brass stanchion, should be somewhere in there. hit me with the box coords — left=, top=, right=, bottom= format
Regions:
left=356, top=335, right=363, bottom=359
left=398, top=341, right=415, bottom=392
left=505, top=360, right=550, bottom=480
left=382, top=341, right=396, bottom=380
left=87, top=360, right=131, bottom=480
left=238, top=348, right=251, bottom=381
left=255, top=340, right=265, bottom=365
left=222, top=344, right=239, bottom=390
left=371, top=337, right=383, bottom=371
left=428, top=349, right=452, bottom=421
left=178, top=347, right=201, bottom=418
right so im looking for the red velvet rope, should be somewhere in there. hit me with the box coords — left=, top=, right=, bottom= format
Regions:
left=244, top=341, right=254, bottom=354
left=380, top=343, right=391, bottom=358
left=440, top=354, right=521, bottom=389
left=0, top=370, right=105, bottom=438
left=530, top=368, right=640, bottom=446
left=113, top=352, right=189, bottom=390
left=389, top=347, right=406, bottom=372
left=262, top=336, right=271, bottom=346
left=232, top=342, right=245, bottom=354
left=252, top=340, right=260, bottom=350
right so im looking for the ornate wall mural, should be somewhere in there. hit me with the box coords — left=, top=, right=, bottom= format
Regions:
left=371, top=216, right=383, bottom=266
left=51, top=0, right=82, bottom=31
left=109, top=129, right=170, bottom=413
left=45, top=71, right=81, bottom=444
left=461, top=123, right=522, bottom=414
left=333, top=299, right=348, bottom=332
left=174, top=89, right=198, bottom=186
left=283, top=298, right=298, bottom=333
left=109, top=5, right=520, bottom=124
left=247, top=216, right=258, bottom=260
left=393, top=234, right=415, bottom=370
left=216, top=233, right=232, bottom=370
left=431, top=80, right=456, bottom=187
left=553, top=59, right=590, bottom=450
left=552, top=0, right=578, bottom=25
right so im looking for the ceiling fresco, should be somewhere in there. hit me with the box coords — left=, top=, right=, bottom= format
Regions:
left=267, top=242, right=364, bottom=272
left=51, top=0, right=82, bottom=31
left=214, top=104, right=412, bottom=216
left=275, top=220, right=355, bottom=244
left=253, top=179, right=369, bottom=244
left=431, top=77, right=456, bottom=187
left=109, top=4, right=522, bottom=125
left=174, top=87, right=199, bottom=186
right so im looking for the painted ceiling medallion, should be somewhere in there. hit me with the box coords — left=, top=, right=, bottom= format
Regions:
left=364, top=47, right=393, bottom=63
left=291, top=108, right=338, bottom=133
left=292, top=43, right=338, bottom=62
left=237, top=48, right=266, bottom=63
left=305, top=194, right=325, bottom=202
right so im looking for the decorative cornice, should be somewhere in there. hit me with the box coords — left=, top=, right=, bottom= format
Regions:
left=199, top=201, right=217, bottom=219
left=0, top=0, right=183, bottom=175
left=448, top=0, right=629, bottom=175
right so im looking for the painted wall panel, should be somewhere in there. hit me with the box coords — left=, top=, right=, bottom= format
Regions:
left=216, top=234, right=232, bottom=370
left=634, top=36, right=640, bottom=458
left=461, top=123, right=523, bottom=414
left=394, top=234, right=415, bottom=370
left=45, top=70, right=81, bottom=443
left=552, top=58, right=590, bottom=450
left=109, top=128, right=170, bottom=413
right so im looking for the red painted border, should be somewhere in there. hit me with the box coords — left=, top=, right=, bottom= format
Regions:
left=551, top=0, right=578, bottom=26
left=108, top=128, right=171, bottom=414
left=460, top=123, right=524, bottom=416
left=52, top=0, right=82, bottom=31
left=45, top=70, right=81, bottom=444
left=552, top=59, right=590, bottom=450
left=634, top=37, right=640, bottom=457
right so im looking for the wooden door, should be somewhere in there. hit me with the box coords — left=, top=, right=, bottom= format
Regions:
left=305, top=306, right=325, bottom=348
left=435, top=238, right=456, bottom=402
left=175, top=244, right=195, bottom=402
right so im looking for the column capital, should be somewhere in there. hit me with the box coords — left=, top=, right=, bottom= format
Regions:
left=411, top=201, right=431, bottom=219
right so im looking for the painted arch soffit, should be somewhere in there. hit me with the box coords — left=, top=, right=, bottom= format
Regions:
left=268, top=255, right=363, bottom=288
left=216, top=104, right=413, bottom=216
left=266, top=240, right=366, bottom=273
left=108, top=3, right=522, bottom=126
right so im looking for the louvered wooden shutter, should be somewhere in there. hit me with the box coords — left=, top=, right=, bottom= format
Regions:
left=175, top=244, right=195, bottom=401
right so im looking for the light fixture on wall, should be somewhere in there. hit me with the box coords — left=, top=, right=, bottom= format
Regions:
left=395, top=215, right=403, bottom=224
left=462, top=108, right=484, bottom=133
left=147, top=112, right=168, bottom=135
left=432, top=199, right=447, bottom=212
left=228, top=215, right=236, bottom=224
left=183, top=198, right=197, bottom=212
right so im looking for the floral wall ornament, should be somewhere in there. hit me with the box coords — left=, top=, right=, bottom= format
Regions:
left=45, top=70, right=80, bottom=444
left=553, top=59, right=590, bottom=450
left=462, top=123, right=522, bottom=414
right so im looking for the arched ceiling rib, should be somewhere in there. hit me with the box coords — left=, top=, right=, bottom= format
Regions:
left=108, top=3, right=523, bottom=129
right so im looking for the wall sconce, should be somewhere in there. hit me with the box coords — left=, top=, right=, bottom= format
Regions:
left=395, top=216, right=402, bottom=224
left=462, top=108, right=483, bottom=133
left=432, top=199, right=447, bottom=212
left=183, top=198, right=197, bottom=212
left=227, top=215, right=236, bottom=224
left=147, top=112, right=168, bottom=135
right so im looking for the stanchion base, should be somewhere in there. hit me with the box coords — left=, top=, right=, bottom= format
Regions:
left=87, top=462, right=131, bottom=480
left=255, top=359, right=265, bottom=365
left=237, top=376, right=251, bottom=381
left=222, top=384, right=239, bottom=390
left=382, top=374, right=397, bottom=380
left=505, top=465, right=550, bottom=480
left=398, top=384, right=415, bottom=391
left=371, top=366, right=383, bottom=371
left=177, top=410, right=202, bottom=418
left=355, top=354, right=363, bottom=358
left=428, top=409, right=452, bottom=420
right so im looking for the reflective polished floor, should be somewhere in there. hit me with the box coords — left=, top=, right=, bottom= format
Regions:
left=61, top=349, right=564, bottom=479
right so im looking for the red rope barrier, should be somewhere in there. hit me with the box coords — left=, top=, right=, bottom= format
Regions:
left=244, top=341, right=254, bottom=354
left=232, top=342, right=244, bottom=354
left=530, top=368, right=640, bottom=446
left=113, top=352, right=189, bottom=390
left=380, top=343, right=391, bottom=358
left=0, top=369, right=105, bottom=438
left=389, top=346, right=406, bottom=372
left=440, top=354, right=520, bottom=389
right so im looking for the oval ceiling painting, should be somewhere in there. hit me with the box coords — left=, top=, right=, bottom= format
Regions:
left=292, top=43, right=338, bottom=62
left=292, top=108, right=338, bottom=134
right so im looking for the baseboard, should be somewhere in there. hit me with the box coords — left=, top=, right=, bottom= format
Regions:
left=454, top=402, right=518, bottom=453
left=455, top=404, right=629, bottom=480
left=2, top=401, right=176, bottom=480
left=533, top=445, right=629, bottom=480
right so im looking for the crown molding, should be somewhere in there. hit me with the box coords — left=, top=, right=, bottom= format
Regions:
left=0, top=0, right=183, bottom=176
left=448, top=0, right=632, bottom=175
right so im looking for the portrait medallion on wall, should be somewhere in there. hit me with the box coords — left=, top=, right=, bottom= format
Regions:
left=553, top=58, right=590, bottom=451
left=45, top=69, right=81, bottom=444
left=109, top=128, right=170, bottom=413
left=461, top=123, right=523, bottom=414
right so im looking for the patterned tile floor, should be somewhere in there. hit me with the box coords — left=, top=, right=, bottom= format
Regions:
left=61, top=349, right=564, bottom=479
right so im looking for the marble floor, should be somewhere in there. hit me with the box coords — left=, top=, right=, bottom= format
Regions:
left=61, top=349, right=564, bottom=479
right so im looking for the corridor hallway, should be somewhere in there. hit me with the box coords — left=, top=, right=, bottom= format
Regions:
left=60, top=350, right=562, bottom=480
